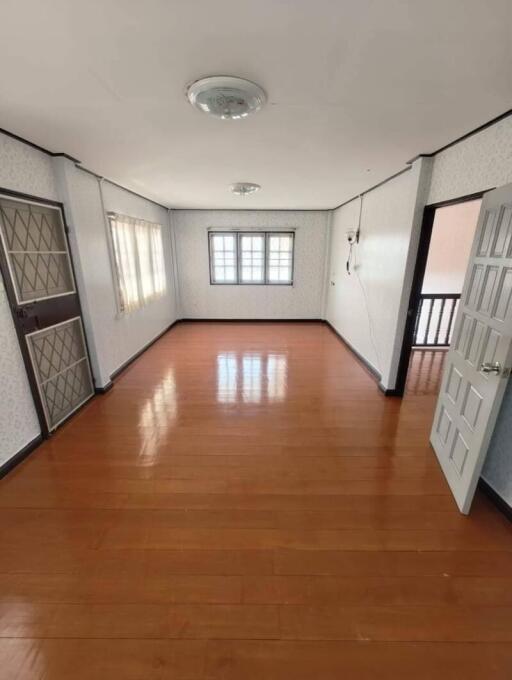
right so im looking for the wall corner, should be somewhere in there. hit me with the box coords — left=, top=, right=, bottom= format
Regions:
left=381, top=156, right=434, bottom=390
left=51, top=157, right=111, bottom=387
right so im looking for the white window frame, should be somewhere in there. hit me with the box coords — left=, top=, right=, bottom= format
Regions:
left=239, top=232, right=266, bottom=285
left=266, top=232, right=295, bottom=285
left=208, top=232, right=238, bottom=285
left=209, top=231, right=295, bottom=286
left=107, top=212, right=167, bottom=314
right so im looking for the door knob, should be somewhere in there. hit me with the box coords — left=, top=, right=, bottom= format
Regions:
left=480, top=362, right=502, bottom=375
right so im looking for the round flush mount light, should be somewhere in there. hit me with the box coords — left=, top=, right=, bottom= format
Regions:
left=230, top=182, right=261, bottom=196
left=186, top=76, right=266, bottom=120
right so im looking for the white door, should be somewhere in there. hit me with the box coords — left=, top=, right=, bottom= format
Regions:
left=430, top=183, right=512, bottom=514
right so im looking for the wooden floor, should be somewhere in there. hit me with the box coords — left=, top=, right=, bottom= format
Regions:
left=406, top=348, right=447, bottom=396
left=1, top=322, right=512, bottom=679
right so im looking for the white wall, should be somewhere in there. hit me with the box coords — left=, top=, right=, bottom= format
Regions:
left=325, top=116, right=512, bottom=505
left=0, top=135, right=58, bottom=464
left=0, top=134, right=178, bottom=468
left=2, top=113, right=512, bottom=506
left=54, top=159, right=178, bottom=383
left=101, top=181, right=178, bottom=374
left=325, top=158, right=432, bottom=387
left=422, top=200, right=481, bottom=295
left=427, top=117, right=512, bottom=508
left=173, top=210, right=328, bottom=319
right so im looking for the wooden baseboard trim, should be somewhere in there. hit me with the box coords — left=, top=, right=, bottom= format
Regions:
left=479, top=478, right=512, bottom=523
left=110, top=320, right=180, bottom=382
left=378, top=382, right=401, bottom=397
left=180, top=318, right=324, bottom=322
left=95, top=381, right=114, bottom=394
left=0, top=320, right=176, bottom=480
left=324, top=320, right=381, bottom=383
left=0, top=434, right=44, bottom=480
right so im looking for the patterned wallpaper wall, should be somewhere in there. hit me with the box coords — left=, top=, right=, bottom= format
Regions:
left=427, top=115, right=512, bottom=506
left=173, top=210, right=329, bottom=319
left=1, top=115, right=512, bottom=500
left=0, top=281, right=41, bottom=465
left=0, top=135, right=57, bottom=464
left=428, top=116, right=512, bottom=204
left=0, top=135, right=59, bottom=200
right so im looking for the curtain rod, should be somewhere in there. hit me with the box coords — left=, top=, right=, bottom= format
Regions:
left=207, top=226, right=297, bottom=232
left=107, top=211, right=163, bottom=227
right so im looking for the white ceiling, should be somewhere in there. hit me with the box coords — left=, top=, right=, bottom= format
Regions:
left=1, top=0, right=512, bottom=209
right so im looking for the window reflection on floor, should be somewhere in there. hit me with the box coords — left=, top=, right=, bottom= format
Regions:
left=242, top=354, right=262, bottom=403
left=217, top=352, right=288, bottom=404
left=217, top=352, right=238, bottom=403
left=267, top=353, right=287, bottom=402
left=138, top=368, right=177, bottom=463
left=406, top=349, right=447, bottom=396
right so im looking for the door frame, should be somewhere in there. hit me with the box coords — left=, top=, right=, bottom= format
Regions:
left=0, top=185, right=95, bottom=437
left=392, top=190, right=490, bottom=397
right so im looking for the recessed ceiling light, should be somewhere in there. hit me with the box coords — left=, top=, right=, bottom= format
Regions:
left=187, top=76, right=266, bottom=120
left=230, top=182, right=261, bottom=195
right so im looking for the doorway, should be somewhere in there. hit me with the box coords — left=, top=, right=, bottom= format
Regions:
left=0, top=188, right=95, bottom=437
left=395, top=193, right=484, bottom=397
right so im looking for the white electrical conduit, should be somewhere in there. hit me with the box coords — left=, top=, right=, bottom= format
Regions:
left=351, top=193, right=382, bottom=374
left=167, top=208, right=182, bottom=320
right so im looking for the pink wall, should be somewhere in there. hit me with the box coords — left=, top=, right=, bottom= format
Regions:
left=422, top=199, right=481, bottom=294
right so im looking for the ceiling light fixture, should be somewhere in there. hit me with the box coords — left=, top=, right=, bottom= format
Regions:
left=230, top=182, right=261, bottom=196
left=187, top=76, right=266, bottom=120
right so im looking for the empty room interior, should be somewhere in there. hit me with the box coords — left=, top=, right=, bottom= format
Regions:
left=1, top=1, right=512, bottom=678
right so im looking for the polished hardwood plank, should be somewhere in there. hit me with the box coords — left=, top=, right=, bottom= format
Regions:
left=204, top=640, right=512, bottom=680
left=1, top=321, right=511, bottom=678
left=406, top=348, right=447, bottom=396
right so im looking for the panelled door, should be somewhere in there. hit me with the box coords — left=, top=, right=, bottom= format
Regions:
left=0, top=191, right=94, bottom=435
left=430, top=183, right=512, bottom=513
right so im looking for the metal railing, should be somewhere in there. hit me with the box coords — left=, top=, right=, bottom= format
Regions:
left=413, top=293, right=461, bottom=347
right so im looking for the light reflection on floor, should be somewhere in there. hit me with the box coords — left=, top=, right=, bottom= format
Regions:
left=217, top=352, right=238, bottom=403
left=242, top=354, right=262, bottom=403
left=217, top=352, right=288, bottom=404
left=406, top=348, right=447, bottom=396
left=138, top=367, right=177, bottom=464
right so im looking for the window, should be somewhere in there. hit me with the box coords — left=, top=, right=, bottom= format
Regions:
left=267, top=233, right=294, bottom=283
left=209, top=233, right=237, bottom=283
left=108, top=213, right=167, bottom=313
left=209, top=231, right=294, bottom=285
left=240, top=233, right=265, bottom=283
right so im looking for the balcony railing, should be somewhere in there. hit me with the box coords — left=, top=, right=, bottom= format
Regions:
left=413, top=293, right=461, bottom=347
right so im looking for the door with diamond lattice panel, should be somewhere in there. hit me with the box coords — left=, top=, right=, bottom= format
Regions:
left=0, top=196, right=75, bottom=303
left=26, top=318, right=94, bottom=430
left=0, top=191, right=94, bottom=434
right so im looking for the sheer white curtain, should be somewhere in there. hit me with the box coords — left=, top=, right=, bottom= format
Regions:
left=136, top=221, right=155, bottom=301
left=108, top=214, right=167, bottom=313
left=150, top=224, right=166, bottom=295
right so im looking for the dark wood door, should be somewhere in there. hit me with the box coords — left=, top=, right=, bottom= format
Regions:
left=0, top=190, right=94, bottom=435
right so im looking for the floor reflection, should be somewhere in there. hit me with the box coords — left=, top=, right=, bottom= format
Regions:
left=267, top=353, right=287, bottom=402
left=406, top=349, right=447, bottom=396
left=242, top=354, right=262, bottom=403
left=217, top=353, right=238, bottom=403
left=138, top=367, right=177, bottom=463
left=217, top=351, right=288, bottom=404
